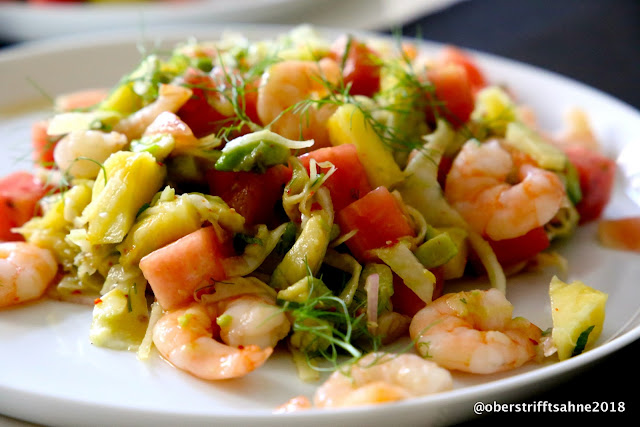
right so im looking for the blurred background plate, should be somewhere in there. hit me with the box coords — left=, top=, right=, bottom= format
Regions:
left=0, top=0, right=462, bottom=42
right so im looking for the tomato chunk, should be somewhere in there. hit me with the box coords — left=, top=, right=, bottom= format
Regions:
left=0, top=171, right=50, bottom=241
left=488, top=227, right=550, bottom=267
left=298, top=144, right=372, bottom=212
left=426, top=63, right=475, bottom=127
left=336, top=186, right=415, bottom=262
left=564, top=144, right=616, bottom=223
left=176, top=67, right=259, bottom=139
left=139, top=226, right=229, bottom=310
left=175, top=69, right=229, bottom=138
left=391, top=267, right=444, bottom=318
left=328, top=35, right=381, bottom=97
left=439, top=46, right=487, bottom=93
left=32, top=120, right=57, bottom=169
left=206, top=164, right=292, bottom=227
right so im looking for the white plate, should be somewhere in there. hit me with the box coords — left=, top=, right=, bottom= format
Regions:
left=1, top=25, right=640, bottom=427
left=0, top=0, right=461, bottom=41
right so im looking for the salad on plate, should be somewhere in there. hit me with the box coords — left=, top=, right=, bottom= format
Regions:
left=0, top=26, right=623, bottom=410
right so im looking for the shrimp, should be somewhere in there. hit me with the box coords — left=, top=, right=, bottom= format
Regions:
left=257, top=58, right=341, bottom=150
left=114, top=84, right=192, bottom=140
left=444, top=139, right=565, bottom=240
left=152, top=279, right=290, bottom=380
left=313, top=352, right=453, bottom=408
left=409, top=288, right=542, bottom=374
left=142, top=111, right=200, bottom=154
left=0, top=242, right=58, bottom=308
left=53, top=130, right=128, bottom=179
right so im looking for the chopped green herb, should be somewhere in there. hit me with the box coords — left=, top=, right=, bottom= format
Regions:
left=571, top=325, right=595, bottom=357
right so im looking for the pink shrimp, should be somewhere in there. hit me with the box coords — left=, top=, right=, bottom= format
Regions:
left=444, top=139, right=565, bottom=240
left=257, top=58, right=341, bottom=150
left=152, top=278, right=290, bottom=380
left=409, top=289, right=542, bottom=374
left=0, top=242, right=58, bottom=308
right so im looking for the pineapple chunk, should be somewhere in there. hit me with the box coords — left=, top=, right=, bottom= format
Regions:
left=327, top=103, right=404, bottom=188
left=549, top=276, right=608, bottom=360
left=78, top=151, right=165, bottom=245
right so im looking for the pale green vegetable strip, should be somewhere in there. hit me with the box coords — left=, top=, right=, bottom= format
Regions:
left=186, top=193, right=245, bottom=233
left=277, top=277, right=332, bottom=304
left=282, top=157, right=310, bottom=221
left=137, top=301, right=163, bottom=361
left=395, top=120, right=467, bottom=228
left=222, top=223, right=290, bottom=277
left=467, top=231, right=506, bottom=294
left=372, top=241, right=435, bottom=303
left=270, top=211, right=332, bottom=289
left=322, top=249, right=362, bottom=305
left=200, top=277, right=277, bottom=304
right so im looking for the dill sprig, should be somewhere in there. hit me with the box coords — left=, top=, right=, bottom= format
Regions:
left=280, top=292, right=368, bottom=370
left=278, top=39, right=442, bottom=155
left=175, top=47, right=282, bottom=144
left=279, top=265, right=383, bottom=372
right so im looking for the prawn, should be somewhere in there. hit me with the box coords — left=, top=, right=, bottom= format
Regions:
left=409, top=288, right=542, bottom=374
left=257, top=58, right=341, bottom=150
left=142, top=111, right=200, bottom=155
left=0, top=242, right=58, bottom=308
left=313, top=352, right=453, bottom=408
left=53, top=130, right=128, bottom=179
left=444, top=139, right=565, bottom=240
left=114, top=84, right=192, bottom=140
left=152, top=279, right=290, bottom=380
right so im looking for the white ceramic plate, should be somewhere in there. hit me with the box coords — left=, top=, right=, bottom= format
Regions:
left=1, top=25, right=640, bottom=427
left=0, top=0, right=461, bottom=41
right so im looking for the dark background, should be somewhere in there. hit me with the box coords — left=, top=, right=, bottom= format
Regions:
left=0, top=0, right=638, bottom=424
left=396, top=0, right=640, bottom=423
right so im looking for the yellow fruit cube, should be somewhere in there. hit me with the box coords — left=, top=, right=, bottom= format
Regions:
left=549, top=276, right=608, bottom=360
left=327, top=103, right=404, bottom=188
